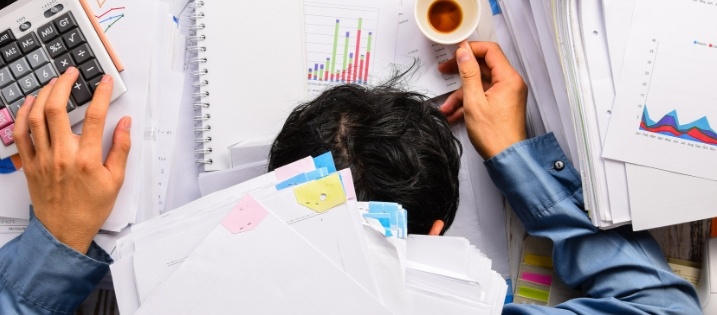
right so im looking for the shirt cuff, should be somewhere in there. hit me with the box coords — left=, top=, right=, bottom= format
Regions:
left=483, top=133, right=586, bottom=228
left=0, top=214, right=112, bottom=314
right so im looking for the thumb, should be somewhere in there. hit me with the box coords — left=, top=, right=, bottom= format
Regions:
left=105, top=116, right=132, bottom=183
left=456, top=43, right=484, bottom=93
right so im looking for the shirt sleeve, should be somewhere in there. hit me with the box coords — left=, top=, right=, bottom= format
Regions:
left=483, top=133, right=701, bottom=315
left=0, top=213, right=112, bottom=315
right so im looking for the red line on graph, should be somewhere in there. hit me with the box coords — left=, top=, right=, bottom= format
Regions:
left=96, top=7, right=126, bottom=19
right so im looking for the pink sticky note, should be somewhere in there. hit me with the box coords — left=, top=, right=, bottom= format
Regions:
left=275, top=156, right=315, bottom=181
left=222, top=195, right=268, bottom=234
left=339, top=169, right=356, bottom=200
left=520, top=272, right=553, bottom=286
left=1, top=124, right=14, bottom=146
left=0, top=108, right=12, bottom=129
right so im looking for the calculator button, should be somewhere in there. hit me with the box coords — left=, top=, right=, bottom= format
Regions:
left=79, top=59, right=102, bottom=80
left=55, top=12, right=78, bottom=34
left=0, top=108, right=11, bottom=129
left=62, top=28, right=85, bottom=49
left=1, top=83, right=21, bottom=105
left=9, top=58, right=31, bottom=79
left=8, top=98, right=23, bottom=118
left=1, top=123, right=14, bottom=146
left=34, top=63, right=58, bottom=85
left=0, top=67, right=13, bottom=88
left=45, top=37, right=67, bottom=58
left=88, top=75, right=102, bottom=92
left=18, top=73, right=40, bottom=95
left=71, top=77, right=92, bottom=105
left=26, top=48, right=50, bottom=69
left=0, top=29, right=15, bottom=47
left=37, top=22, right=59, bottom=43
left=44, top=4, right=64, bottom=18
left=71, top=44, right=93, bottom=65
left=66, top=100, right=76, bottom=113
left=17, top=33, right=41, bottom=55
left=0, top=42, right=21, bottom=63
left=54, top=53, right=75, bottom=74
left=19, top=22, right=32, bottom=32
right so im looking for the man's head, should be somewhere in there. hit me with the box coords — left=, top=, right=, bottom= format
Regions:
left=268, top=83, right=462, bottom=235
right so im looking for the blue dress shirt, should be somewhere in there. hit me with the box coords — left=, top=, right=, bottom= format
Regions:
left=488, top=134, right=701, bottom=314
left=0, top=213, right=112, bottom=314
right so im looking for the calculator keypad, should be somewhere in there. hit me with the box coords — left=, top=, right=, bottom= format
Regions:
left=0, top=11, right=106, bottom=147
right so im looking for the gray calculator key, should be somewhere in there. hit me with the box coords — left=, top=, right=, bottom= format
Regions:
left=62, top=28, right=85, bottom=49
left=88, top=75, right=102, bottom=92
left=79, top=59, right=102, bottom=80
left=8, top=98, right=23, bottom=118
left=2, top=83, right=22, bottom=104
left=18, top=73, right=40, bottom=94
left=0, top=42, right=21, bottom=63
left=9, top=58, right=31, bottom=79
left=71, top=77, right=92, bottom=105
left=71, top=44, right=94, bottom=65
left=27, top=48, right=50, bottom=69
left=38, top=21, right=60, bottom=43
left=54, top=53, right=75, bottom=74
left=18, top=32, right=41, bottom=54
left=0, top=67, right=13, bottom=88
left=45, top=37, right=67, bottom=58
left=55, top=12, right=78, bottom=34
left=0, top=29, right=15, bottom=47
left=34, top=63, right=58, bottom=85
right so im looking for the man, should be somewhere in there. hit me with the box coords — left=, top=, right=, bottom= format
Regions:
left=0, top=42, right=701, bottom=314
left=268, top=78, right=461, bottom=236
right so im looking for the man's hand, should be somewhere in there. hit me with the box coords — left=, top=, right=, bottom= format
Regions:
left=438, top=41, right=528, bottom=160
left=13, top=67, right=131, bottom=254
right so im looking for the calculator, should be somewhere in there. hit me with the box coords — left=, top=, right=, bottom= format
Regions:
left=0, top=0, right=127, bottom=159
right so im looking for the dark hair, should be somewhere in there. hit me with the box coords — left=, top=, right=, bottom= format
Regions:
left=268, top=80, right=462, bottom=235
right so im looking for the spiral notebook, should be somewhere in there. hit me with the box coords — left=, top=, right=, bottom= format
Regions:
left=190, top=0, right=307, bottom=171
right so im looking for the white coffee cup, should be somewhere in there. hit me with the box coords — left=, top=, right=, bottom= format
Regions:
left=414, top=0, right=481, bottom=45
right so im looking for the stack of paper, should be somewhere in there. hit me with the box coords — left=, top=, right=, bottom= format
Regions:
left=111, top=153, right=506, bottom=314
left=493, top=0, right=716, bottom=230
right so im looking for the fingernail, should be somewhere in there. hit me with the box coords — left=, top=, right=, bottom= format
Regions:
left=457, top=48, right=471, bottom=64
left=65, top=67, right=77, bottom=74
left=24, top=95, right=35, bottom=104
left=48, top=78, right=57, bottom=85
left=101, top=75, right=112, bottom=83
left=121, top=117, right=132, bottom=130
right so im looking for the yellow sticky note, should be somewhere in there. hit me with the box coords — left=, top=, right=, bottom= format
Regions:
left=293, top=173, right=346, bottom=213
left=524, top=254, right=554, bottom=269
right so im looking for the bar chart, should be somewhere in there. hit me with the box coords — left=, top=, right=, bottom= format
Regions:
left=304, top=2, right=379, bottom=91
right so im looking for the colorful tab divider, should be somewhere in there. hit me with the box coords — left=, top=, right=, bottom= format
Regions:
left=313, top=152, right=337, bottom=174
left=524, top=254, right=554, bottom=269
left=520, top=272, right=553, bottom=286
left=516, top=285, right=550, bottom=303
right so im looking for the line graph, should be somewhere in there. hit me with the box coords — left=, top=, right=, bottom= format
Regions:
left=95, top=6, right=126, bottom=32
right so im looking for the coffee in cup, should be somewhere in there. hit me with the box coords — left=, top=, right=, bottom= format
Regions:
left=415, top=0, right=481, bottom=45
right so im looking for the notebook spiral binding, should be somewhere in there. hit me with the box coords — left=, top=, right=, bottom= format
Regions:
left=188, top=1, right=213, bottom=165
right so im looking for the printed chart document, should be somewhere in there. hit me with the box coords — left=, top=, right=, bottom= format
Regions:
left=303, top=0, right=400, bottom=97
left=603, top=0, right=717, bottom=181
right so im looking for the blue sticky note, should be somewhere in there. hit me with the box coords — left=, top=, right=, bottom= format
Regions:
left=276, top=173, right=309, bottom=190
left=313, top=152, right=337, bottom=174
left=504, top=278, right=514, bottom=304
left=363, top=213, right=393, bottom=237
left=489, top=0, right=502, bottom=15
